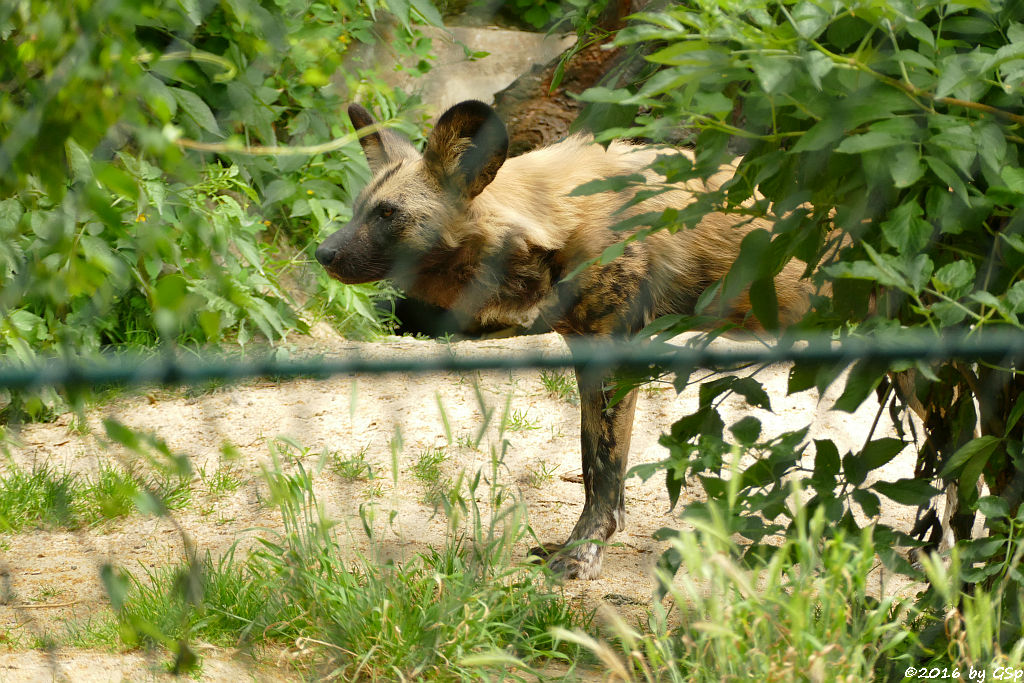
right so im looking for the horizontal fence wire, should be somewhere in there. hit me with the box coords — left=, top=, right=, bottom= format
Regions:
left=1, top=329, right=1023, bottom=392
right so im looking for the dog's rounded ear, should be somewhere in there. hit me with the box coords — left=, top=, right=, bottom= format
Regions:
left=348, top=103, right=416, bottom=172
left=423, top=100, right=508, bottom=198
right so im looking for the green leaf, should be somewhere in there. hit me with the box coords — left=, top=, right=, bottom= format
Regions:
left=1001, top=166, right=1024, bottom=194
left=662, top=466, right=687, bottom=512
left=104, top=418, right=141, bottom=450
left=198, top=310, right=222, bottom=340
left=749, top=276, right=779, bottom=331
left=95, top=164, right=139, bottom=201
left=139, top=73, right=177, bottom=122
left=699, top=376, right=739, bottom=408
left=732, top=377, right=772, bottom=411
left=670, top=405, right=724, bottom=442
left=852, top=488, right=881, bottom=517
left=523, top=5, right=549, bottom=28
left=262, top=179, right=295, bottom=205
left=628, top=460, right=668, bottom=482
left=836, top=132, right=904, bottom=154
left=1006, top=281, right=1024, bottom=313
left=792, top=119, right=844, bottom=152
left=804, top=50, right=834, bottom=89
left=930, top=302, right=968, bottom=327
left=827, top=15, right=870, bottom=51
left=934, top=54, right=972, bottom=100
left=647, top=40, right=712, bottom=65
left=691, top=91, right=734, bottom=118
left=171, top=88, right=222, bottom=136
left=787, top=361, right=817, bottom=394
left=1007, top=394, right=1024, bottom=432
left=890, top=147, right=924, bottom=188
left=750, top=55, right=794, bottom=94
left=730, top=416, right=761, bottom=444
left=790, top=2, right=829, bottom=38
left=578, top=86, right=631, bottom=104
left=961, top=536, right=1007, bottom=562
left=844, top=438, right=904, bottom=486
left=881, top=200, right=932, bottom=254
left=903, top=253, right=934, bottom=294
left=598, top=240, right=627, bottom=265
left=812, top=439, right=840, bottom=478
left=977, top=495, right=1009, bottom=519
left=861, top=438, right=905, bottom=470
left=975, top=120, right=1007, bottom=171
left=925, top=156, right=969, bottom=204
left=384, top=0, right=411, bottom=28
left=872, top=478, right=943, bottom=506
left=156, top=274, right=188, bottom=310
left=904, top=19, right=935, bottom=48
left=6, top=309, right=45, bottom=338
left=940, top=435, right=1000, bottom=478
left=983, top=40, right=1024, bottom=73
left=301, top=68, right=330, bottom=87
left=834, top=360, right=887, bottom=413
left=100, top=563, right=131, bottom=612
left=568, top=174, right=646, bottom=197
left=409, top=0, right=443, bottom=26
left=66, top=138, right=94, bottom=183
left=932, top=260, right=975, bottom=296
left=0, top=198, right=24, bottom=232
left=720, top=229, right=772, bottom=310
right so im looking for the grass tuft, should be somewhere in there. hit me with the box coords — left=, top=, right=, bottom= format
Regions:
left=539, top=369, right=578, bottom=405
left=328, top=445, right=374, bottom=481
left=411, top=446, right=451, bottom=505
left=0, top=462, right=193, bottom=531
left=504, top=409, right=540, bottom=433
left=85, top=442, right=589, bottom=678
left=0, top=464, right=78, bottom=531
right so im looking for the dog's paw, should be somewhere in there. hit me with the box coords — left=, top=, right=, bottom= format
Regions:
left=526, top=542, right=603, bottom=580
left=526, top=542, right=563, bottom=561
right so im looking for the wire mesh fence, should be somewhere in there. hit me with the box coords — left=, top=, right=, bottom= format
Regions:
left=3, top=328, right=1023, bottom=393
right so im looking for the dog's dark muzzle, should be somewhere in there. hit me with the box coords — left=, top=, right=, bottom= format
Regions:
left=314, top=222, right=392, bottom=284
left=313, top=242, right=335, bottom=268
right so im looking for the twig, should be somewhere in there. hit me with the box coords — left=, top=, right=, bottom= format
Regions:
left=174, top=121, right=396, bottom=157
left=7, top=599, right=80, bottom=609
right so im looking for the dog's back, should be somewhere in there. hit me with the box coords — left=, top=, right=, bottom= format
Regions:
left=468, top=134, right=812, bottom=331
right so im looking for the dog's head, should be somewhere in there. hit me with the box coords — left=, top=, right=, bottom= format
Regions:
left=314, top=100, right=509, bottom=287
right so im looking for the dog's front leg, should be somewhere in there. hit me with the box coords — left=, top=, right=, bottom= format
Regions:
left=537, top=358, right=638, bottom=580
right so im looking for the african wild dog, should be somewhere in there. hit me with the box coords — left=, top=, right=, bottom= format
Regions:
left=315, top=100, right=815, bottom=579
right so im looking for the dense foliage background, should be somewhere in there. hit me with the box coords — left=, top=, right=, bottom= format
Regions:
left=0, top=0, right=450, bottom=417
left=577, top=0, right=1024, bottom=669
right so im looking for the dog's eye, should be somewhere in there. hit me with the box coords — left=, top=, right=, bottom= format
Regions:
left=378, top=204, right=395, bottom=219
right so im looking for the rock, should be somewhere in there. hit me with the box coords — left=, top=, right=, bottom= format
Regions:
left=342, top=21, right=574, bottom=115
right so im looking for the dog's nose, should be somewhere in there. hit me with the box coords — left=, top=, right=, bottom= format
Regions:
left=314, top=243, right=334, bottom=267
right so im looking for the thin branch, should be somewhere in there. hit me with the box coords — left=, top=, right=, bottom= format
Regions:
left=174, top=121, right=396, bottom=157
left=812, top=44, right=1024, bottom=126
left=9, top=599, right=80, bottom=609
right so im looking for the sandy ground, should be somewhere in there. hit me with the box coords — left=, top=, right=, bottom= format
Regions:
left=0, top=327, right=926, bottom=681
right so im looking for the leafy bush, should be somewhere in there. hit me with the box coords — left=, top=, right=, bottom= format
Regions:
left=488, top=0, right=608, bottom=31
left=0, top=1, right=443, bottom=373
left=579, top=0, right=1024, bottom=665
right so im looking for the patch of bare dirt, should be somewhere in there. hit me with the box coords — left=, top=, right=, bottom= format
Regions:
left=0, top=327, right=926, bottom=680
